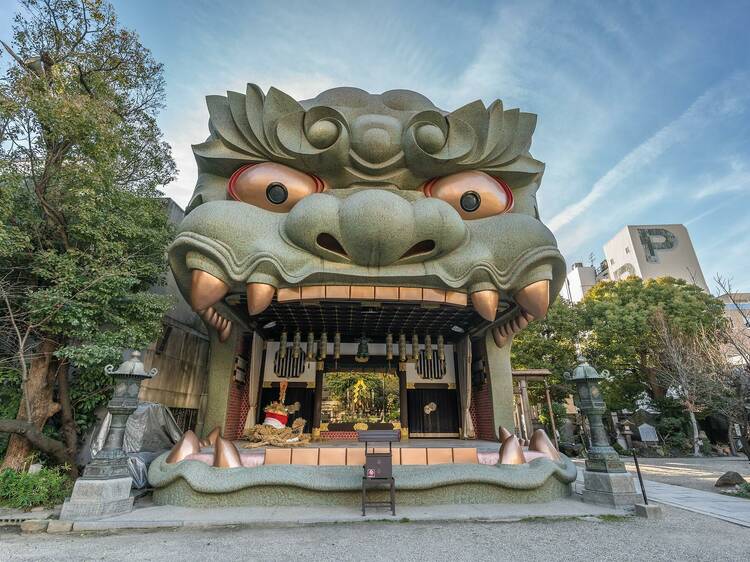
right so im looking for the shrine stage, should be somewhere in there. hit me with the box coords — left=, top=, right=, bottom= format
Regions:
left=148, top=437, right=578, bottom=508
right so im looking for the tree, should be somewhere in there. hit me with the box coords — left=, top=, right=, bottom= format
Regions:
left=652, top=311, right=723, bottom=456
left=511, top=298, right=580, bottom=408
left=0, top=0, right=175, bottom=472
left=712, top=275, right=750, bottom=458
left=579, top=277, right=725, bottom=410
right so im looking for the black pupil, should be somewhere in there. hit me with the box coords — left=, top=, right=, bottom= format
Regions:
left=460, top=191, right=481, bottom=212
left=266, top=182, right=288, bottom=204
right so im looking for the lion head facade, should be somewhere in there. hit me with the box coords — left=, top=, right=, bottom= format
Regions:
left=168, top=85, right=565, bottom=346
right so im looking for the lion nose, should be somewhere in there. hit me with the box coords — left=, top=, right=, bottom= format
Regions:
left=338, top=190, right=418, bottom=267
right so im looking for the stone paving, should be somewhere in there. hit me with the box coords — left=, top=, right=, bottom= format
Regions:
left=2, top=505, right=748, bottom=562
left=573, top=463, right=750, bottom=528
left=65, top=496, right=623, bottom=531
left=634, top=478, right=750, bottom=528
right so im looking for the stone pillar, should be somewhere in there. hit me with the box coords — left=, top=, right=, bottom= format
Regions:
left=311, top=368, right=324, bottom=441
left=200, top=329, right=237, bottom=438
left=399, top=369, right=408, bottom=440
left=482, top=331, right=516, bottom=439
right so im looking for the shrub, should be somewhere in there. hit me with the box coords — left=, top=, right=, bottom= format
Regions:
left=734, top=482, right=750, bottom=499
left=0, top=467, right=73, bottom=510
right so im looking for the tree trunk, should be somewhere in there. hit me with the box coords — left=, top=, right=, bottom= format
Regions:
left=727, top=420, right=737, bottom=456
left=56, top=358, right=79, bottom=478
left=1, top=338, right=62, bottom=470
left=640, top=352, right=666, bottom=400
left=0, top=420, right=69, bottom=466
left=688, top=410, right=701, bottom=457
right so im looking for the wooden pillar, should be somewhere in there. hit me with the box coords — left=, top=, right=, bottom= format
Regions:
left=399, top=369, right=408, bottom=440
left=519, top=378, right=534, bottom=441
left=312, top=368, right=324, bottom=441
left=544, top=380, right=559, bottom=449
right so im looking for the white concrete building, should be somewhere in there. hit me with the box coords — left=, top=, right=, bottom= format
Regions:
left=564, top=263, right=597, bottom=303
left=564, top=224, right=709, bottom=302
left=603, top=224, right=708, bottom=291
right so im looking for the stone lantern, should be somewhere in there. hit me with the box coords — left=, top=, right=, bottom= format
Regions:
left=83, top=350, right=157, bottom=479
left=564, top=357, right=639, bottom=507
left=61, top=350, right=156, bottom=521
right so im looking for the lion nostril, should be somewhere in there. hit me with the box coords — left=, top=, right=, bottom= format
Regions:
left=399, top=240, right=436, bottom=260
left=316, top=233, right=348, bottom=258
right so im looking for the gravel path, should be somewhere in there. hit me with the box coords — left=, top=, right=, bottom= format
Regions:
left=1, top=506, right=748, bottom=562
left=622, top=457, right=750, bottom=493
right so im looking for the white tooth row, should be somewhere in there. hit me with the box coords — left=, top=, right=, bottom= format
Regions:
left=200, top=306, right=232, bottom=342
left=492, top=310, right=533, bottom=347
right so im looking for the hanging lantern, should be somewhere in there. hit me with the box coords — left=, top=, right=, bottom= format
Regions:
left=398, top=334, right=407, bottom=362
left=306, top=331, right=315, bottom=361
left=385, top=333, right=393, bottom=361
left=411, top=333, right=419, bottom=361
left=437, top=334, right=445, bottom=363
left=319, top=332, right=328, bottom=360
left=292, top=331, right=301, bottom=359
left=424, top=334, right=432, bottom=361
left=355, top=336, right=369, bottom=363
left=334, top=332, right=341, bottom=360
left=279, top=331, right=287, bottom=359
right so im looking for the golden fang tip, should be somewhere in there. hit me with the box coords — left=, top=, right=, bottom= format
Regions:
left=470, top=290, right=499, bottom=322
left=498, top=434, right=526, bottom=465
left=247, top=283, right=275, bottom=315
left=514, top=280, right=550, bottom=319
left=528, top=429, right=560, bottom=460
left=212, top=436, right=243, bottom=468
left=166, top=430, right=201, bottom=464
left=190, top=270, right=229, bottom=312
left=498, top=425, right=513, bottom=442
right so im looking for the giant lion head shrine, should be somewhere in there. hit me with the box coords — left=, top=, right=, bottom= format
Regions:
left=147, top=84, right=582, bottom=507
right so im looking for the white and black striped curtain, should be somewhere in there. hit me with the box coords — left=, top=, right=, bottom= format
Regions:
left=415, top=350, right=446, bottom=379
left=273, top=347, right=306, bottom=378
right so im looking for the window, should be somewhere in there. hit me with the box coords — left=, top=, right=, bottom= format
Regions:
left=625, top=247, right=630, bottom=254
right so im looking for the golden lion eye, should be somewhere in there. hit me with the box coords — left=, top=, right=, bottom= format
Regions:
left=423, top=171, right=513, bottom=220
left=228, top=162, right=323, bottom=212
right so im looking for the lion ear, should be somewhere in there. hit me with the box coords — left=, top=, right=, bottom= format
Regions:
left=262, top=87, right=305, bottom=158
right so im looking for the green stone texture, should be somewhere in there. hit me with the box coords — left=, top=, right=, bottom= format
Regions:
left=149, top=453, right=577, bottom=507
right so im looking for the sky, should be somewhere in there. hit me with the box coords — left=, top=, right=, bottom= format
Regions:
left=2, top=0, right=749, bottom=292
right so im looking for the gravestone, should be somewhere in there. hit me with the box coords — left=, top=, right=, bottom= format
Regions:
left=638, top=423, right=658, bottom=443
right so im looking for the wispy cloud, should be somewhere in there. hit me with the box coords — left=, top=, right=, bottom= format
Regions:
left=548, top=71, right=750, bottom=233
left=555, top=179, right=670, bottom=259
left=692, top=157, right=750, bottom=200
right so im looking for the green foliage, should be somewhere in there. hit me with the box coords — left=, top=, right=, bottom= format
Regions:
left=512, top=299, right=581, bottom=380
left=537, top=401, right=568, bottom=435
left=0, top=370, right=22, bottom=457
left=655, top=416, right=690, bottom=452
left=0, top=1, right=175, bottom=454
left=579, top=277, right=725, bottom=410
left=325, top=372, right=400, bottom=422
left=0, top=467, right=72, bottom=510
left=512, top=299, right=580, bottom=404
left=731, top=482, right=750, bottom=499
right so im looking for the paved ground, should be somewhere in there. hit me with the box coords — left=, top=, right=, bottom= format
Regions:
left=622, top=456, right=750, bottom=493
left=65, top=497, right=622, bottom=531
left=2, top=505, right=748, bottom=562
left=635, top=478, right=750, bottom=527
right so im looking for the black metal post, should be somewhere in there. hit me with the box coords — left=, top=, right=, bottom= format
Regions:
left=632, top=449, right=648, bottom=505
